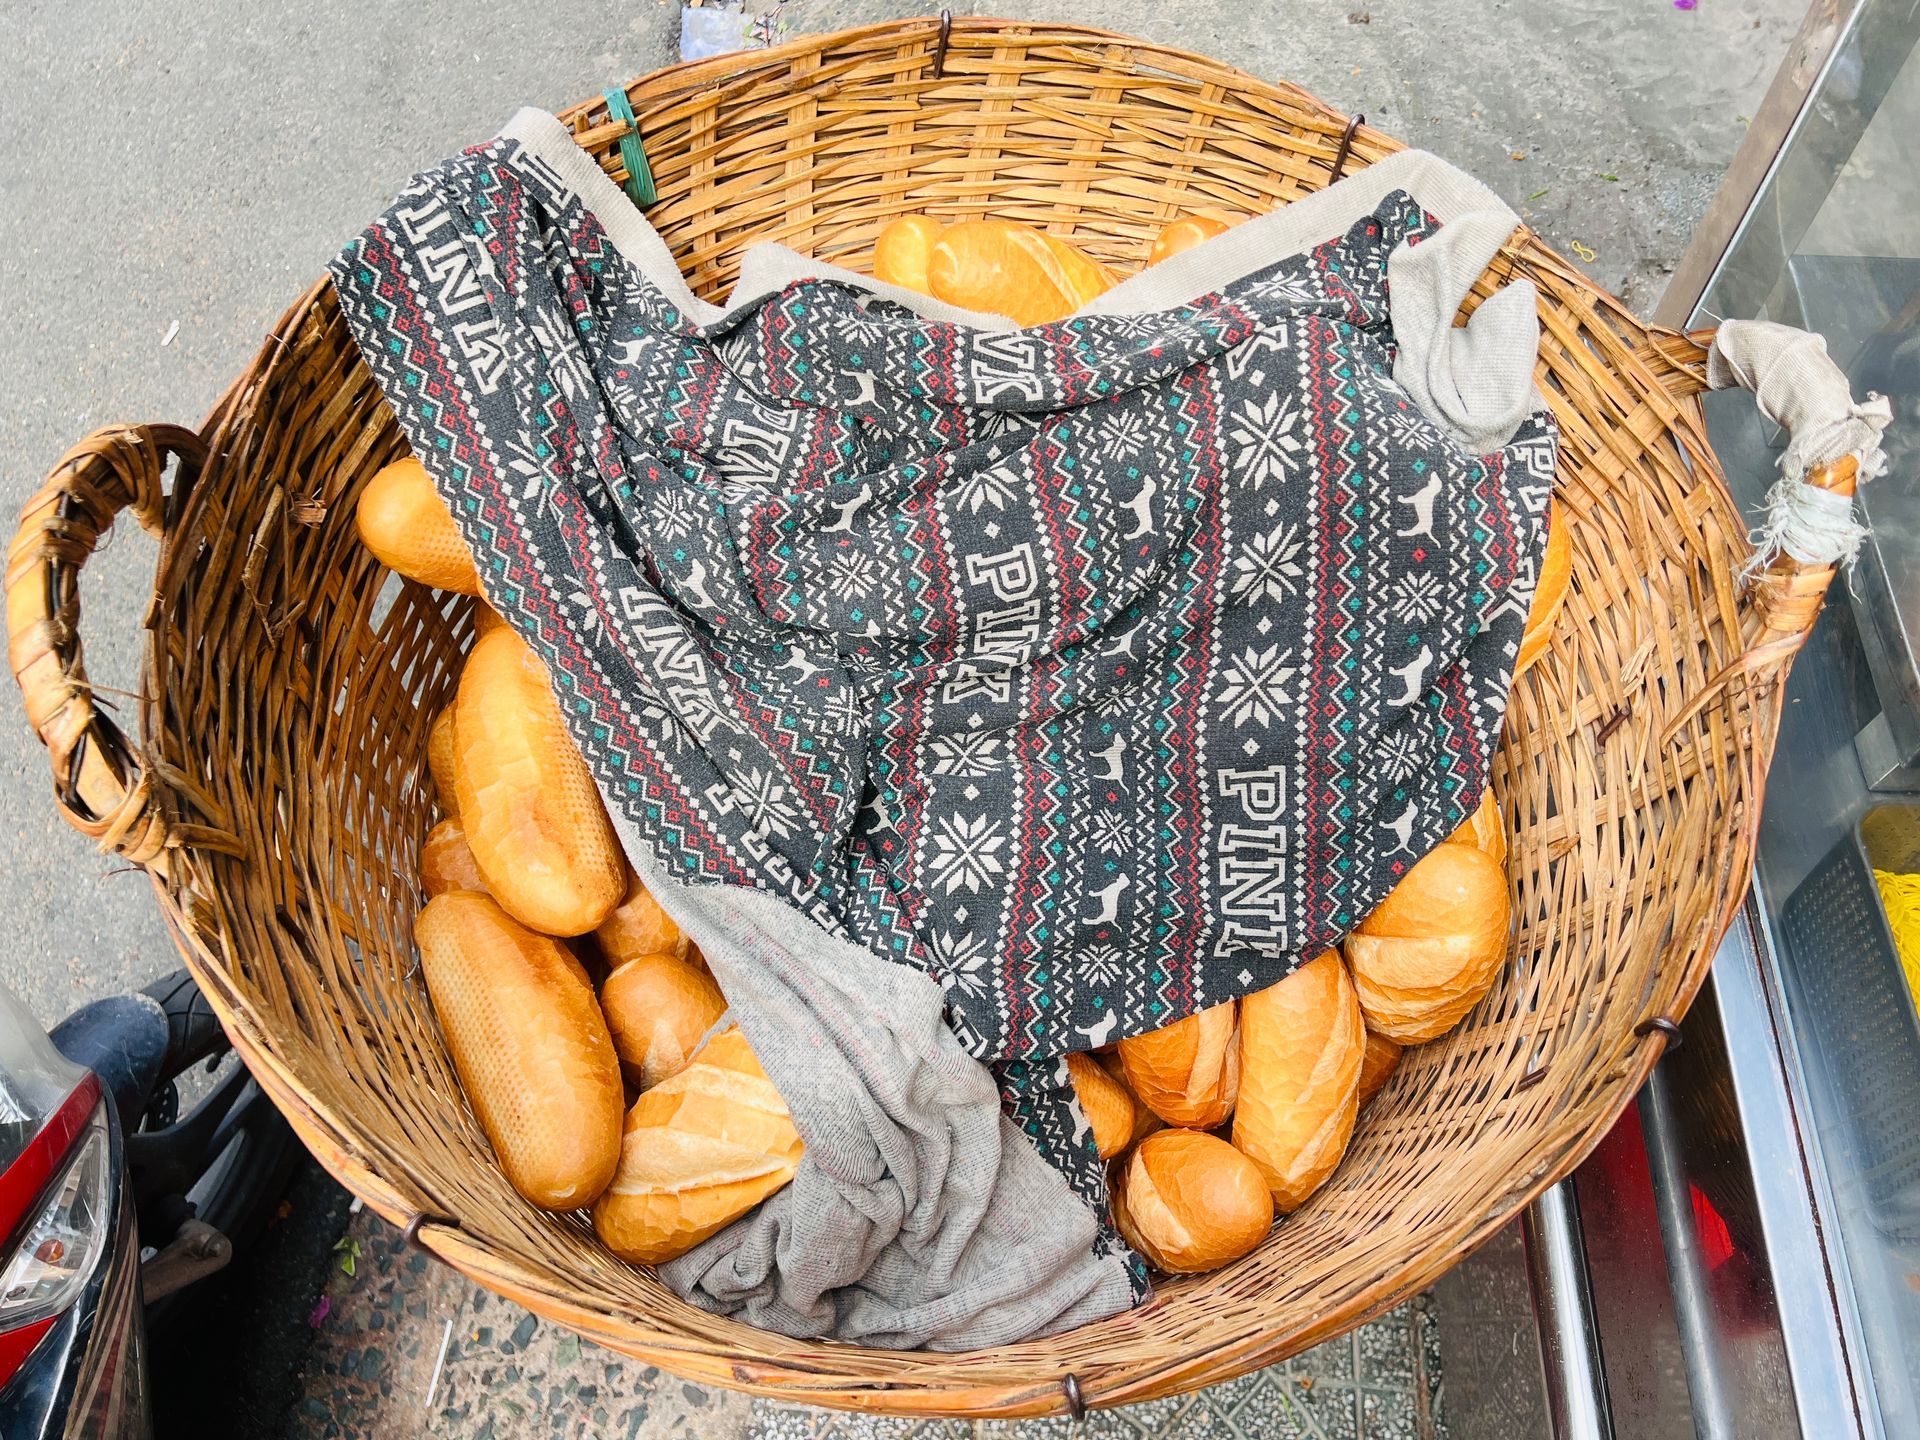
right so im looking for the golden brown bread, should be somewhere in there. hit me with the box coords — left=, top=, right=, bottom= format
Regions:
left=1445, top=789, right=1506, bottom=867
left=1515, top=499, right=1572, bottom=675
left=420, top=816, right=489, bottom=899
left=1343, top=839, right=1510, bottom=1043
left=873, top=215, right=945, bottom=293
left=596, top=871, right=689, bottom=963
left=473, top=603, right=507, bottom=638
left=1357, top=1030, right=1403, bottom=1109
left=1116, top=1000, right=1239, bottom=1129
left=415, top=892, right=623, bottom=1210
left=1095, top=1053, right=1162, bottom=1146
left=1232, top=951, right=1364, bottom=1212
left=593, top=1025, right=803, bottom=1264
left=427, top=704, right=459, bottom=807
left=355, top=457, right=481, bottom=595
left=600, top=951, right=727, bottom=1091
left=452, top=627, right=625, bottom=937
left=925, top=221, right=1114, bottom=326
left=1065, top=1051, right=1140, bottom=1160
left=1111, top=1129, right=1273, bottom=1273
left=1146, top=214, right=1232, bottom=265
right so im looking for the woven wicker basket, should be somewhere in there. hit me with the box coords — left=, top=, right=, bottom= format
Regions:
left=7, top=18, right=1851, bottom=1418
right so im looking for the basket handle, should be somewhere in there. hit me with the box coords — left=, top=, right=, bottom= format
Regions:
left=1650, top=320, right=1891, bottom=738
left=6, top=424, right=202, bottom=863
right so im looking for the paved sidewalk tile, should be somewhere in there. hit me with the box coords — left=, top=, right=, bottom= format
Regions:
left=288, top=1211, right=1440, bottom=1439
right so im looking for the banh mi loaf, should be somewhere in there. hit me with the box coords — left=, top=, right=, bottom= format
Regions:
left=355, top=457, right=481, bottom=595
left=415, top=892, right=622, bottom=1210
left=1343, top=837, right=1510, bottom=1043
left=1515, top=499, right=1572, bottom=675
left=596, top=871, right=690, bottom=963
left=1357, top=1030, right=1403, bottom=1109
left=1116, top=999, right=1240, bottom=1129
left=1445, top=789, right=1506, bottom=867
left=420, top=816, right=489, bottom=899
left=1065, top=1051, right=1141, bottom=1160
left=1094, top=1052, right=1163, bottom=1147
left=1233, top=951, right=1365, bottom=1213
left=872, top=215, right=945, bottom=293
left=452, top=627, right=625, bottom=937
left=1111, top=1128, right=1273, bottom=1273
left=1146, top=213, right=1232, bottom=265
left=924, top=220, right=1114, bottom=326
left=599, top=950, right=727, bottom=1091
left=593, top=1025, right=803, bottom=1265
left=427, top=704, right=459, bottom=806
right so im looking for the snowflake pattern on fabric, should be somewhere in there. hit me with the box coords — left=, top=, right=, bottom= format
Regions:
left=330, top=131, right=1557, bottom=1250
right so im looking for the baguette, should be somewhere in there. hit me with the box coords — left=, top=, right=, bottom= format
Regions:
left=355, top=457, right=481, bottom=595
left=1357, top=1030, right=1403, bottom=1109
left=1344, top=839, right=1510, bottom=1042
left=600, top=951, right=726, bottom=1091
left=1515, top=499, right=1572, bottom=675
left=415, top=892, right=622, bottom=1210
left=1065, top=1051, right=1139, bottom=1160
left=1112, top=1129, right=1273, bottom=1273
left=593, top=1025, right=803, bottom=1264
left=1233, top=951, right=1364, bottom=1212
left=420, top=816, right=488, bottom=899
left=427, top=704, right=459, bottom=806
left=596, top=871, right=690, bottom=963
left=453, top=627, right=625, bottom=936
left=1116, top=1000, right=1239, bottom=1129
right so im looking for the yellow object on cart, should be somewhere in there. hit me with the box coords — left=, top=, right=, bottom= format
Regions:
left=1872, top=869, right=1920, bottom=1009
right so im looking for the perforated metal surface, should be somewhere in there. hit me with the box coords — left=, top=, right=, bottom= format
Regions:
left=1779, top=806, right=1920, bottom=1241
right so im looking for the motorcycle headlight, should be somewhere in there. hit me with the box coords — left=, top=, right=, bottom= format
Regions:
left=0, top=1106, right=111, bottom=1331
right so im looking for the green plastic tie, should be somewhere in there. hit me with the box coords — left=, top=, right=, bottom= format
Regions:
left=603, top=87, right=657, bottom=208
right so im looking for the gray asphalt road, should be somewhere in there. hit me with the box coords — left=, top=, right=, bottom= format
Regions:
left=0, top=1, right=678, bottom=1027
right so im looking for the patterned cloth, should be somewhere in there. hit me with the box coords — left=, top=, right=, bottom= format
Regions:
left=332, top=111, right=1555, bottom=1346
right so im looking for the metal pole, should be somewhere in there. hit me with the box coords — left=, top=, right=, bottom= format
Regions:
left=1640, top=1059, right=1740, bottom=1440
left=1523, top=1178, right=1615, bottom=1440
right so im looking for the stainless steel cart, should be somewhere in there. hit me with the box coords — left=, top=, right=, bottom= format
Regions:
left=1443, top=3, right=1920, bottom=1435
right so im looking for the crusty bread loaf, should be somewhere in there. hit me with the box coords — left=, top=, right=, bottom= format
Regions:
left=1344, top=839, right=1510, bottom=1043
left=1515, top=499, right=1572, bottom=675
left=593, top=1025, right=803, bottom=1265
left=873, top=215, right=945, bottom=293
left=600, top=951, right=727, bottom=1091
left=452, top=628, right=625, bottom=937
left=1112, top=1129, right=1273, bottom=1273
left=596, top=871, right=689, bottom=963
left=1446, top=789, right=1506, bottom=867
left=1116, top=1000, right=1239, bottom=1129
left=355, top=457, right=481, bottom=595
left=415, top=892, right=623, bottom=1211
left=427, top=704, right=458, bottom=807
left=1357, top=1030, right=1403, bottom=1109
left=1066, top=1051, right=1140, bottom=1160
left=1146, top=213, right=1231, bottom=265
left=420, top=816, right=489, bottom=899
left=1096, top=1053, right=1162, bottom=1146
left=1233, top=951, right=1364, bottom=1213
